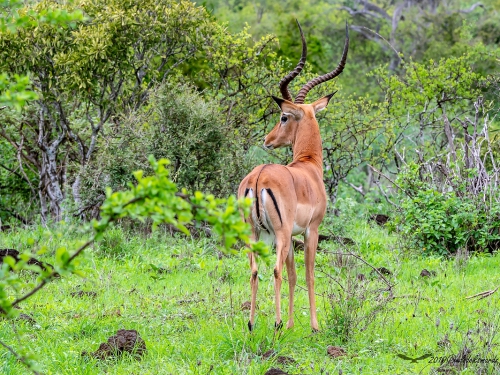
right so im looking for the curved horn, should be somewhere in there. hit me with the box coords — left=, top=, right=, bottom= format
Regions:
left=294, top=22, right=349, bottom=104
left=279, top=20, right=307, bottom=102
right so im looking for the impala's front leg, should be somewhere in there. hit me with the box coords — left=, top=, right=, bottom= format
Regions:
left=274, top=235, right=291, bottom=330
left=248, top=251, right=258, bottom=332
left=304, top=227, right=319, bottom=331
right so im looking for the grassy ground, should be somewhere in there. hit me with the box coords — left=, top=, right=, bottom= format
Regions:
left=0, top=219, right=499, bottom=374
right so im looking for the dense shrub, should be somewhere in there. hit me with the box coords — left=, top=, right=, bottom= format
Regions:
left=392, top=164, right=500, bottom=255
left=150, top=83, right=231, bottom=193
left=78, top=82, right=250, bottom=216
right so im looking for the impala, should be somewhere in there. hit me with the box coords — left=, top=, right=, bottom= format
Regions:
left=238, top=21, right=349, bottom=332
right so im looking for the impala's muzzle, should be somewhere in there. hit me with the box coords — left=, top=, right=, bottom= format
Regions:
left=263, top=142, right=274, bottom=150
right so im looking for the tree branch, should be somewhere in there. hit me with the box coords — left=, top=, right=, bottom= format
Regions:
left=0, top=207, right=29, bottom=225
left=342, top=178, right=365, bottom=197
left=11, top=238, right=94, bottom=307
left=322, top=249, right=394, bottom=292
left=359, top=0, right=391, bottom=20
left=459, top=2, right=484, bottom=13
left=0, top=339, right=41, bottom=375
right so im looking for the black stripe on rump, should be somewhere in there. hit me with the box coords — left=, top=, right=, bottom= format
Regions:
left=244, top=188, right=250, bottom=197
left=265, top=188, right=282, bottom=225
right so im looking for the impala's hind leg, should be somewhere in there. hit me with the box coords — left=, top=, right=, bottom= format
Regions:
left=273, top=234, right=291, bottom=330
left=285, top=248, right=296, bottom=329
left=304, top=227, right=319, bottom=331
left=248, top=251, right=258, bottom=332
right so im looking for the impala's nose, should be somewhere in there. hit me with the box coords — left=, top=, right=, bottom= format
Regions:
left=263, top=142, right=274, bottom=150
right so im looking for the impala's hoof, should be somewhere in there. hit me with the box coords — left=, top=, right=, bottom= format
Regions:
left=311, top=327, right=319, bottom=333
left=248, top=321, right=254, bottom=332
left=275, top=320, right=283, bottom=331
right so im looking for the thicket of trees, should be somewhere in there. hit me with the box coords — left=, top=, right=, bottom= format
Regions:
left=1, top=0, right=499, bottom=254
left=0, top=0, right=282, bottom=223
left=201, top=0, right=500, bottom=93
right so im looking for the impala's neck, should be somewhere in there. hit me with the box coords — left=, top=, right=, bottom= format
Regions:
left=291, top=117, right=323, bottom=173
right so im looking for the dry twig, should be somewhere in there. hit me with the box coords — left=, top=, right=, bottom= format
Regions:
left=466, top=286, right=499, bottom=300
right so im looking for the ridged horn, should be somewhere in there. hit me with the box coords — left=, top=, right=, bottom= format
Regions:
left=294, top=21, right=349, bottom=104
left=278, top=20, right=307, bottom=102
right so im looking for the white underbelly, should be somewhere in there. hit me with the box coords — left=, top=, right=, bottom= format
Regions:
left=259, top=230, right=275, bottom=247
left=292, top=203, right=312, bottom=235
left=292, top=222, right=305, bottom=236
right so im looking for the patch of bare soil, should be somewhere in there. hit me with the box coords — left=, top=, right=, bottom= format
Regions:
left=261, top=349, right=275, bottom=359
left=241, top=301, right=251, bottom=311
left=276, top=356, right=296, bottom=365
left=262, top=350, right=296, bottom=365
left=70, top=290, right=98, bottom=299
left=327, top=345, right=347, bottom=358
left=370, top=214, right=390, bottom=226
left=371, top=267, right=392, bottom=276
left=17, top=313, right=37, bottom=325
left=420, top=269, right=437, bottom=277
left=264, top=369, right=289, bottom=375
left=292, top=238, right=305, bottom=252
left=82, top=329, right=146, bottom=360
left=293, top=234, right=356, bottom=252
left=333, top=236, right=356, bottom=246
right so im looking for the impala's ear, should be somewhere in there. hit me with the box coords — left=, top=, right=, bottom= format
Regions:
left=272, top=96, right=304, bottom=120
left=311, top=91, right=337, bottom=113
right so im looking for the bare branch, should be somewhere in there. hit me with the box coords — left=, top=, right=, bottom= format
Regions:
left=439, top=103, right=457, bottom=163
left=368, top=164, right=406, bottom=194
left=17, top=136, right=37, bottom=198
left=374, top=180, right=400, bottom=208
left=339, top=6, right=381, bottom=20
left=0, top=127, right=39, bottom=167
left=459, top=2, right=484, bottom=13
left=466, top=286, right=498, bottom=300
left=350, top=25, right=401, bottom=63
left=0, top=207, right=29, bottom=225
left=359, top=0, right=392, bottom=20
left=342, top=178, right=365, bottom=197
left=0, top=162, right=24, bottom=181
left=322, top=249, right=394, bottom=291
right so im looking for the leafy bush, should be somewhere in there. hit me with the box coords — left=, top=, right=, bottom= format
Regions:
left=150, top=83, right=231, bottom=193
left=373, top=47, right=500, bottom=256
left=79, top=82, right=247, bottom=216
left=392, top=163, right=500, bottom=256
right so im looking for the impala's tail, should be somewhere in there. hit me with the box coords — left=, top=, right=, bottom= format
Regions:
left=241, top=165, right=282, bottom=235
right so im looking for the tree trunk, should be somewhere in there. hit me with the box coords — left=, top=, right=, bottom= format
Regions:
left=72, top=172, right=82, bottom=219
left=43, top=147, right=65, bottom=222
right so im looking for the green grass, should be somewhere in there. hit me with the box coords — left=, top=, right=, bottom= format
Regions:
left=1, top=220, right=499, bottom=374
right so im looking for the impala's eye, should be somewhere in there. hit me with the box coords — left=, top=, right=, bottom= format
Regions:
left=281, top=115, right=288, bottom=123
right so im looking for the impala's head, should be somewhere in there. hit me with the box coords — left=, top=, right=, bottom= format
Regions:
left=263, top=20, right=349, bottom=150
left=263, top=94, right=335, bottom=149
